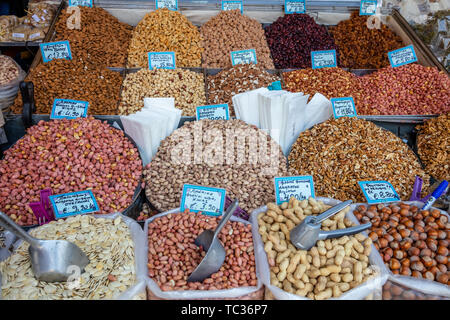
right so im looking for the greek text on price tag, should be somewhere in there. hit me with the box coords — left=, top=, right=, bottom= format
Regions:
left=360, top=0, right=377, bottom=15
left=388, top=45, right=418, bottom=68
left=148, top=52, right=176, bottom=70
left=331, top=97, right=357, bottom=118
left=231, top=49, right=257, bottom=66
left=285, top=0, right=306, bottom=14
left=68, top=0, right=93, bottom=7
left=49, top=190, right=99, bottom=219
left=274, top=176, right=315, bottom=205
left=50, top=99, right=89, bottom=120
left=222, top=1, right=243, bottom=14
left=40, top=41, right=72, bottom=63
left=156, top=0, right=178, bottom=10
left=358, top=181, right=400, bottom=204
left=196, top=104, right=230, bottom=121
left=311, top=50, right=337, bottom=69
left=180, top=184, right=226, bottom=217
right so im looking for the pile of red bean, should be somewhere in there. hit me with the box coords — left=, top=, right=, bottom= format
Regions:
left=147, top=210, right=257, bottom=291
left=0, top=117, right=142, bottom=226
left=265, top=14, right=338, bottom=69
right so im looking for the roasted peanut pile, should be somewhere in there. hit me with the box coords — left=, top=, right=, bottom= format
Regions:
left=288, top=118, right=430, bottom=202
left=147, top=211, right=257, bottom=292
left=127, top=9, right=203, bottom=68
left=144, top=119, right=289, bottom=213
left=416, top=114, right=450, bottom=181
left=329, top=11, right=404, bottom=69
left=207, top=64, right=280, bottom=117
left=0, top=215, right=138, bottom=300
left=0, top=117, right=142, bottom=226
left=0, top=55, right=20, bottom=86
left=54, top=7, right=133, bottom=68
left=11, top=59, right=122, bottom=115
left=258, top=197, right=378, bottom=300
left=118, top=68, right=206, bottom=116
left=200, top=10, right=274, bottom=69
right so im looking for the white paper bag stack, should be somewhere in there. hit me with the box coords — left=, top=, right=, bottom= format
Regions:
left=120, top=98, right=181, bottom=166
left=232, top=89, right=332, bottom=155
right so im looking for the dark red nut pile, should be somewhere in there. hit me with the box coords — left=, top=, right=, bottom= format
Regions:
left=265, top=13, right=339, bottom=69
left=147, top=210, right=257, bottom=291
left=358, top=64, right=450, bottom=115
left=383, top=281, right=449, bottom=300
left=0, top=117, right=142, bottom=226
left=353, top=203, right=449, bottom=285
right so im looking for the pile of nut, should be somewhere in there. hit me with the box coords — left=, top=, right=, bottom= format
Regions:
left=288, top=117, right=430, bottom=202
left=54, top=7, right=133, bottom=68
left=118, top=68, right=206, bottom=116
left=127, top=9, right=203, bottom=68
left=0, top=55, right=20, bottom=86
left=207, top=64, right=280, bottom=117
left=416, top=113, right=450, bottom=181
left=353, top=203, right=449, bottom=285
left=147, top=211, right=258, bottom=292
left=0, top=117, right=142, bottom=226
left=0, top=215, right=138, bottom=300
left=144, top=119, right=289, bottom=213
left=329, top=11, right=404, bottom=69
left=383, top=281, right=449, bottom=300
left=200, top=10, right=274, bottom=69
left=258, top=197, right=378, bottom=300
left=11, top=59, right=122, bottom=115
left=265, top=14, right=339, bottom=69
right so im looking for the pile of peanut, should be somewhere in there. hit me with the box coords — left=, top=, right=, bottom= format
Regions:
left=200, top=10, right=274, bottom=69
left=0, top=55, right=20, bottom=86
left=118, top=68, right=206, bottom=116
left=127, top=9, right=203, bottom=68
left=258, top=197, right=378, bottom=300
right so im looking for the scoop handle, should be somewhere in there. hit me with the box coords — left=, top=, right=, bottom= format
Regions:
left=318, top=223, right=372, bottom=240
left=213, top=199, right=239, bottom=239
left=0, top=211, right=40, bottom=248
left=312, top=200, right=353, bottom=225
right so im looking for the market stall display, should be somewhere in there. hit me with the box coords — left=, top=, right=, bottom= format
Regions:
left=54, top=7, right=133, bottom=68
left=416, top=113, right=450, bottom=181
left=127, top=8, right=203, bottom=68
left=0, top=117, right=142, bottom=226
left=11, top=59, right=122, bottom=115
left=288, top=117, right=430, bottom=202
left=207, top=64, right=280, bottom=117
left=0, top=55, right=26, bottom=114
left=329, top=11, right=404, bottom=69
left=200, top=10, right=274, bottom=69
left=383, top=280, right=449, bottom=300
left=264, top=13, right=339, bottom=69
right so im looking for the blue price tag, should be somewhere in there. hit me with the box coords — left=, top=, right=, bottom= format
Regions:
left=231, top=49, right=257, bottom=66
left=358, top=181, right=400, bottom=204
left=274, top=176, right=315, bottom=205
left=311, top=50, right=337, bottom=69
left=40, top=41, right=72, bottom=63
left=196, top=104, right=230, bottom=121
left=360, top=0, right=377, bottom=15
left=285, top=0, right=306, bottom=14
left=148, top=52, right=176, bottom=69
left=180, top=184, right=226, bottom=217
left=331, top=97, right=357, bottom=118
left=50, top=99, right=89, bottom=120
left=68, top=0, right=93, bottom=7
left=388, top=45, right=418, bottom=68
left=49, top=190, right=99, bottom=219
left=222, top=1, right=243, bottom=14
left=156, top=0, right=178, bottom=11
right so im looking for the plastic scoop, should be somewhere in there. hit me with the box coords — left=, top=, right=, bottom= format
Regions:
left=0, top=211, right=89, bottom=282
left=290, top=200, right=372, bottom=251
left=187, top=199, right=239, bottom=282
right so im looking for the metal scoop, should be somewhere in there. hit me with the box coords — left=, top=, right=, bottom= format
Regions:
left=0, top=211, right=89, bottom=282
left=187, top=199, right=239, bottom=282
left=290, top=200, right=372, bottom=251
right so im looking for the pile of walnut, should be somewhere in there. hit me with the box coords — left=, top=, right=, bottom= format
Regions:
left=257, top=197, right=378, bottom=300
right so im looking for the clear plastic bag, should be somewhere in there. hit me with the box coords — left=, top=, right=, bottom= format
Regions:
left=0, top=55, right=26, bottom=114
left=250, top=197, right=388, bottom=300
left=144, top=208, right=264, bottom=300
left=383, top=278, right=449, bottom=300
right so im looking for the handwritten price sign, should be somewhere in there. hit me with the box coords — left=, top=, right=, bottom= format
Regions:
left=274, top=176, right=315, bottom=205
left=40, top=41, right=72, bottom=63
left=358, top=181, right=400, bottom=204
left=50, top=99, right=89, bottom=120
left=231, top=49, right=257, bottom=66
left=180, top=184, right=226, bottom=216
left=331, top=97, right=357, bottom=118
left=68, top=0, right=93, bottom=7
left=222, top=1, right=243, bottom=14
left=156, top=0, right=178, bottom=10
left=49, top=190, right=99, bottom=219
left=388, top=45, right=418, bottom=68
left=311, top=50, right=337, bottom=69
left=285, top=0, right=306, bottom=14
left=196, top=104, right=230, bottom=121
left=360, top=0, right=377, bottom=15
left=148, top=52, right=176, bottom=69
